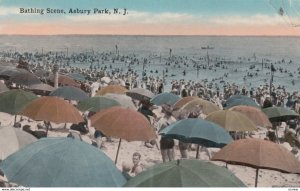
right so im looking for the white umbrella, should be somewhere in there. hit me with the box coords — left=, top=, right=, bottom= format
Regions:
left=0, top=126, right=37, bottom=160
left=105, top=93, right=137, bottom=110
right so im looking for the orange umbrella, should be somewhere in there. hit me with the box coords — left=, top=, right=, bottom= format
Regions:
left=180, top=98, right=220, bottom=115
left=96, top=85, right=127, bottom=96
left=211, top=138, right=300, bottom=187
left=90, top=106, right=156, bottom=163
left=173, top=96, right=198, bottom=110
left=20, top=96, right=84, bottom=124
left=229, top=105, right=272, bottom=128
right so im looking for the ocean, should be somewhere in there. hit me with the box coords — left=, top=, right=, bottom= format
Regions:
left=0, top=35, right=299, bottom=92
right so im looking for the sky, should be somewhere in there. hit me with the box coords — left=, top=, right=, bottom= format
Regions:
left=0, top=0, right=300, bottom=35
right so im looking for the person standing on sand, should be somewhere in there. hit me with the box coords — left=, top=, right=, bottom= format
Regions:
left=158, top=105, right=176, bottom=162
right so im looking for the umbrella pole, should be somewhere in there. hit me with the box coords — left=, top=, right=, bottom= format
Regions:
left=44, top=121, right=49, bottom=137
left=255, top=168, right=259, bottom=187
left=115, top=138, right=122, bottom=164
left=14, top=115, right=17, bottom=125
left=196, top=144, right=200, bottom=159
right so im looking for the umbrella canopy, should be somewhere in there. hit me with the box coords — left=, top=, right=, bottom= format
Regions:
left=0, top=126, right=37, bottom=160
left=126, top=88, right=155, bottom=101
left=150, top=92, right=181, bottom=106
left=179, top=98, right=220, bottom=115
left=173, top=96, right=199, bottom=110
left=124, top=159, right=246, bottom=187
left=159, top=118, right=233, bottom=148
left=0, top=137, right=126, bottom=187
left=90, top=106, right=156, bottom=142
left=211, top=138, right=300, bottom=173
left=96, top=85, right=127, bottom=96
left=49, top=86, right=89, bottom=101
left=28, top=83, right=56, bottom=92
left=224, top=95, right=259, bottom=109
left=0, top=82, right=9, bottom=93
left=104, top=93, right=136, bottom=110
left=0, top=66, right=28, bottom=78
left=205, top=110, right=257, bottom=132
left=229, top=105, right=272, bottom=128
left=20, top=96, right=84, bottom=124
left=77, top=96, right=121, bottom=112
left=48, top=74, right=80, bottom=87
left=67, top=73, right=86, bottom=83
left=9, top=72, right=41, bottom=87
left=0, top=89, right=37, bottom=115
left=262, top=106, right=299, bottom=122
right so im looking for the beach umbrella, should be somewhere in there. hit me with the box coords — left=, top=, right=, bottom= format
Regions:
left=179, top=98, right=220, bottom=115
left=124, top=159, right=246, bottom=187
left=28, top=83, right=56, bottom=92
left=90, top=106, right=156, bottom=163
left=0, top=82, right=9, bottom=93
left=0, top=137, right=126, bottom=187
left=224, top=95, right=258, bottom=109
left=34, top=69, right=50, bottom=78
left=49, top=86, right=89, bottom=101
left=229, top=105, right=272, bottom=128
left=212, top=138, right=300, bottom=187
left=0, top=90, right=37, bottom=122
left=96, top=85, right=127, bottom=96
left=0, top=126, right=37, bottom=160
left=104, top=93, right=137, bottom=110
left=262, top=106, right=299, bottom=122
left=205, top=110, right=257, bottom=132
left=77, top=96, right=121, bottom=112
left=20, top=96, right=84, bottom=124
left=0, top=66, right=28, bottom=78
left=173, top=96, right=199, bottom=110
left=150, top=92, right=180, bottom=106
left=126, top=88, right=155, bottom=101
left=48, top=74, right=80, bottom=87
left=9, top=72, right=41, bottom=87
left=67, top=73, right=86, bottom=83
left=159, top=118, right=233, bottom=158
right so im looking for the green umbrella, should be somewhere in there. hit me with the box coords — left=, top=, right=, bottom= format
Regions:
left=124, top=159, right=246, bottom=187
left=0, top=89, right=37, bottom=115
left=150, top=92, right=180, bottom=106
left=262, top=106, right=299, bottom=122
left=49, top=86, right=89, bottom=101
left=77, top=96, right=121, bottom=112
left=0, top=137, right=126, bottom=187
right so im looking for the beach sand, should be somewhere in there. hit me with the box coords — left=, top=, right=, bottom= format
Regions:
left=1, top=112, right=300, bottom=187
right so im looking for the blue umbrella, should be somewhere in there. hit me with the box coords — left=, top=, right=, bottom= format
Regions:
left=224, top=95, right=258, bottom=109
left=50, top=86, right=89, bottom=101
left=160, top=118, right=233, bottom=147
left=0, top=137, right=126, bottom=187
left=159, top=118, right=233, bottom=158
left=68, top=73, right=87, bottom=83
left=150, top=92, right=180, bottom=106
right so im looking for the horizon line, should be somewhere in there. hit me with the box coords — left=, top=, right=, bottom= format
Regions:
left=1, top=34, right=300, bottom=37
